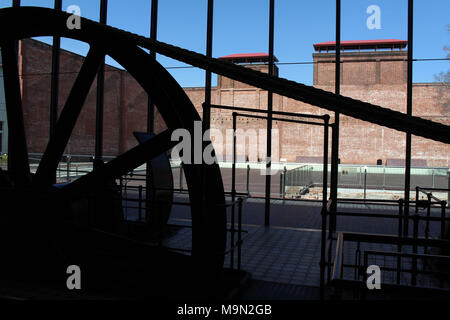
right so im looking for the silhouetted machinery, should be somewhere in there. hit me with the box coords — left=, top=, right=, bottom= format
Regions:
left=129, top=132, right=174, bottom=242
left=0, top=7, right=228, bottom=299
left=1, top=7, right=449, bottom=300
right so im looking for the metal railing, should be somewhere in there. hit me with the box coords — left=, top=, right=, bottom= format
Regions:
left=17, top=153, right=251, bottom=271
left=323, top=191, right=450, bottom=298
left=330, top=232, right=450, bottom=299
left=118, top=170, right=249, bottom=271
left=284, top=164, right=449, bottom=200
left=414, top=186, right=449, bottom=243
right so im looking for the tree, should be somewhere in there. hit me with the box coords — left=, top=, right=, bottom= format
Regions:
left=433, top=25, right=450, bottom=115
left=434, top=24, right=450, bottom=80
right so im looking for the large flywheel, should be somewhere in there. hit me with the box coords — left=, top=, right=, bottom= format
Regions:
left=0, top=7, right=226, bottom=298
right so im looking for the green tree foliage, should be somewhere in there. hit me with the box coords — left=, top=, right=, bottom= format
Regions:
left=433, top=25, right=450, bottom=114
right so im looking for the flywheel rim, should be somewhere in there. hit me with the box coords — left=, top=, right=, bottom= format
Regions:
left=0, top=6, right=227, bottom=277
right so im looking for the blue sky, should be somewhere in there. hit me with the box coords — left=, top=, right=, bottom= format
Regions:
left=0, top=0, right=449, bottom=86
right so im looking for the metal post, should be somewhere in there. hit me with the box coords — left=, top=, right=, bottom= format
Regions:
left=329, top=0, right=341, bottom=237
left=201, top=0, right=214, bottom=235
left=283, top=166, right=287, bottom=199
left=404, top=0, right=414, bottom=230
left=354, top=242, right=360, bottom=280
left=404, top=203, right=410, bottom=238
left=423, top=192, right=431, bottom=255
left=66, top=155, right=70, bottom=182
left=237, top=197, right=243, bottom=271
left=230, top=112, right=237, bottom=269
left=124, top=175, right=128, bottom=218
left=361, top=252, right=368, bottom=300
left=50, top=0, right=62, bottom=139
left=203, top=0, right=214, bottom=133
left=138, top=185, right=143, bottom=222
left=179, top=165, right=183, bottom=191
left=232, top=113, right=237, bottom=199
left=441, top=201, right=447, bottom=239
left=50, top=0, right=62, bottom=185
left=146, top=0, right=158, bottom=225
left=412, top=214, right=418, bottom=286
left=246, top=164, right=250, bottom=195
left=320, top=118, right=330, bottom=300
left=230, top=204, right=235, bottom=269
left=94, top=0, right=108, bottom=169
left=279, top=172, right=283, bottom=198
left=330, top=126, right=338, bottom=233
left=398, top=199, right=404, bottom=238
left=8, top=0, right=21, bottom=173
left=397, top=199, right=403, bottom=285
left=415, top=186, right=419, bottom=214
left=363, top=166, right=367, bottom=201
left=447, top=170, right=450, bottom=205
left=425, top=193, right=431, bottom=240
left=148, top=0, right=158, bottom=134
left=264, top=0, right=275, bottom=227
left=323, top=121, right=329, bottom=208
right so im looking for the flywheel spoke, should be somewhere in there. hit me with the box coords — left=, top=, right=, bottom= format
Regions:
left=0, top=40, right=31, bottom=186
left=64, top=129, right=177, bottom=192
left=35, top=46, right=105, bottom=185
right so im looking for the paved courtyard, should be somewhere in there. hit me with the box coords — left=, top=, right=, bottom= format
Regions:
left=124, top=192, right=448, bottom=291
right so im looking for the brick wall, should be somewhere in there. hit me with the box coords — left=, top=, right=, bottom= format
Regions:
left=18, top=39, right=450, bottom=166
left=217, top=64, right=278, bottom=89
left=19, top=39, right=166, bottom=158
left=313, top=51, right=407, bottom=86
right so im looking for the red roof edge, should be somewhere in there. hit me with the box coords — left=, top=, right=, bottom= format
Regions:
left=313, top=39, right=407, bottom=51
left=218, top=52, right=279, bottom=63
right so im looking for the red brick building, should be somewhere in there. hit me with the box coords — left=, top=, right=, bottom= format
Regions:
left=13, top=38, right=450, bottom=166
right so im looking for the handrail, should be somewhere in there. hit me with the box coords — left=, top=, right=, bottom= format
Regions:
left=326, top=192, right=449, bottom=298
left=417, top=186, right=450, bottom=193
left=208, top=103, right=329, bottom=121
left=330, top=232, right=450, bottom=297
left=327, top=198, right=334, bottom=213
left=363, top=249, right=450, bottom=287
left=332, top=232, right=345, bottom=281
left=120, top=189, right=248, bottom=270
left=363, top=249, right=450, bottom=263
left=341, top=231, right=450, bottom=248
left=331, top=278, right=450, bottom=296
left=417, top=186, right=449, bottom=203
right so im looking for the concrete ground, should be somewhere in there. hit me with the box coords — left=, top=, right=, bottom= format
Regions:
left=123, top=190, right=449, bottom=296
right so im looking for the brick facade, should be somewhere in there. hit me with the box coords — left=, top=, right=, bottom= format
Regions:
left=19, top=39, right=166, bottom=157
left=16, top=39, right=450, bottom=166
